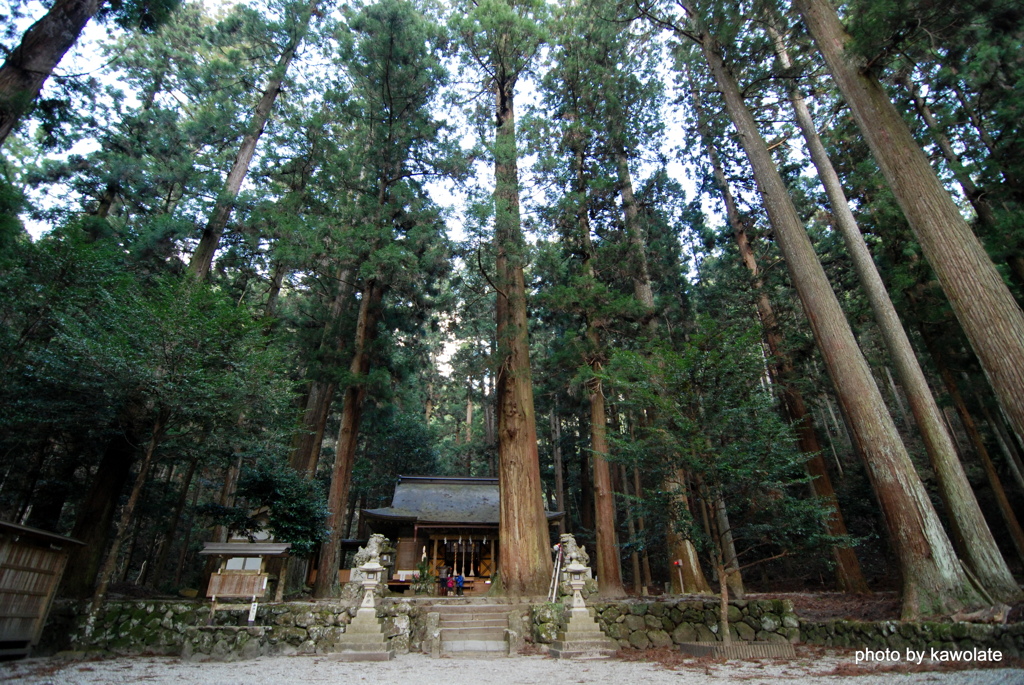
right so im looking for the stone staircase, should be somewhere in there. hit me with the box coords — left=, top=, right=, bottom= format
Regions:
left=548, top=607, right=618, bottom=659
left=430, top=601, right=527, bottom=656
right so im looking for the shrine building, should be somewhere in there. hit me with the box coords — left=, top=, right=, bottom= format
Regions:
left=360, top=476, right=564, bottom=594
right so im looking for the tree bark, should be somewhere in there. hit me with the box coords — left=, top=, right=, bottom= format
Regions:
left=613, top=144, right=657, bottom=332
left=768, top=26, right=1017, bottom=601
left=492, top=71, right=552, bottom=596
left=925, top=342, right=1024, bottom=566
left=692, top=15, right=983, bottom=618
left=313, top=278, right=384, bottom=598
left=0, top=0, right=100, bottom=146
left=714, top=496, right=744, bottom=599
left=568, top=129, right=625, bottom=597
left=794, top=0, right=1024, bottom=463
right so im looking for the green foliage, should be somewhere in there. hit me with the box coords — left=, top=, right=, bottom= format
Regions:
left=208, top=457, right=328, bottom=557
left=353, top=406, right=439, bottom=507
left=603, top=316, right=841, bottom=568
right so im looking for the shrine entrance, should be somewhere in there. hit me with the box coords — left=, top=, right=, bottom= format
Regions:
left=357, top=476, right=562, bottom=595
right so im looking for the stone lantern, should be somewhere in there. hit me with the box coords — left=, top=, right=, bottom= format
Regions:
left=358, top=559, right=384, bottom=609
left=565, top=560, right=588, bottom=610
left=332, top=537, right=394, bottom=661
left=548, top=534, right=617, bottom=659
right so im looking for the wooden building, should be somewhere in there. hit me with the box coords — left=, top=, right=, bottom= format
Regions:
left=360, top=476, right=563, bottom=593
left=0, top=521, right=82, bottom=659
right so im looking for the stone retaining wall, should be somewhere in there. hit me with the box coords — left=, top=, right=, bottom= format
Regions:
left=40, top=599, right=425, bottom=660
left=42, top=597, right=1024, bottom=661
left=532, top=598, right=1023, bottom=658
left=800, top=619, right=1023, bottom=658
left=532, top=599, right=799, bottom=650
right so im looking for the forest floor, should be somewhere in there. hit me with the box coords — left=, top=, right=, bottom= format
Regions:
left=0, top=649, right=1021, bottom=685
left=747, top=590, right=1024, bottom=623
left=746, top=591, right=902, bottom=621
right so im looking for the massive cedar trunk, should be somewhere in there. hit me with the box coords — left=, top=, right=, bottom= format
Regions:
left=613, top=143, right=656, bottom=328
left=189, top=3, right=315, bottom=279
left=794, top=0, right=1024, bottom=460
left=60, top=430, right=137, bottom=598
left=693, top=17, right=983, bottom=618
left=570, top=129, right=625, bottom=597
left=697, top=97, right=867, bottom=593
left=587, top=372, right=624, bottom=596
left=613, top=127, right=680, bottom=594
left=313, top=279, right=384, bottom=598
left=768, top=29, right=1019, bottom=601
left=493, top=73, right=551, bottom=597
left=289, top=267, right=355, bottom=476
left=0, top=0, right=100, bottom=146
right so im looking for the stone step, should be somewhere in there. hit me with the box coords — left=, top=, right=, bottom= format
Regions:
left=437, top=614, right=511, bottom=624
left=548, top=645, right=617, bottom=660
left=330, top=648, right=395, bottom=662
left=333, top=640, right=393, bottom=650
left=558, top=626, right=607, bottom=639
left=441, top=639, right=508, bottom=653
left=439, top=618, right=508, bottom=629
left=432, top=605, right=520, bottom=614
left=548, top=634, right=618, bottom=660
left=440, top=627, right=506, bottom=640
left=436, top=650, right=509, bottom=659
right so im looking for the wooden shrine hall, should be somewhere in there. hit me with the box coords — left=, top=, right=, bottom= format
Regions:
left=360, top=476, right=563, bottom=594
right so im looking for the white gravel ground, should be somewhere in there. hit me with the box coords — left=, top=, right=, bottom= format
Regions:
left=1, top=652, right=1021, bottom=685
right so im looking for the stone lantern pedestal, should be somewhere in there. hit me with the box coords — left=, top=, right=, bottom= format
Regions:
left=548, top=557, right=618, bottom=659
left=332, top=559, right=395, bottom=661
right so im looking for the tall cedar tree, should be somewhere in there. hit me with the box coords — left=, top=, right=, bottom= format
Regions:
left=766, top=18, right=1018, bottom=602
left=793, top=0, right=1024, bottom=463
left=314, top=0, right=449, bottom=598
left=661, top=2, right=985, bottom=618
left=454, top=0, right=553, bottom=595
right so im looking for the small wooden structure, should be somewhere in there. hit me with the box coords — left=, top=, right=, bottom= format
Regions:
left=361, top=476, right=563, bottom=595
left=0, top=521, right=83, bottom=659
left=199, top=542, right=290, bottom=625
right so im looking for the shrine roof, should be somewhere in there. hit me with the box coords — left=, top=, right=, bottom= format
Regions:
left=362, top=476, right=562, bottom=524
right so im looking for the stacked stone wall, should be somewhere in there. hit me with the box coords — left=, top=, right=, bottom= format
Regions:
left=800, top=619, right=1023, bottom=658
left=40, top=599, right=424, bottom=661
left=40, top=597, right=1024, bottom=660
left=531, top=598, right=1023, bottom=657
left=532, top=599, right=798, bottom=650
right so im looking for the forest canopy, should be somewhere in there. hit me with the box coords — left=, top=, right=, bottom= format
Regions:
left=1, top=0, right=1022, bottom=618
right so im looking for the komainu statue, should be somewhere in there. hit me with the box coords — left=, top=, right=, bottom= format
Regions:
left=559, top=533, right=590, bottom=568
left=354, top=533, right=389, bottom=568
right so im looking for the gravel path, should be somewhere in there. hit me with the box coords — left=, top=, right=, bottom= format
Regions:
left=1, top=653, right=1021, bottom=685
